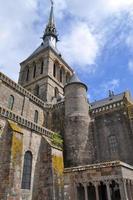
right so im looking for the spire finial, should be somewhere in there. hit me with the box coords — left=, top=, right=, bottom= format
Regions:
left=42, top=0, right=58, bottom=44
left=50, top=0, right=54, bottom=6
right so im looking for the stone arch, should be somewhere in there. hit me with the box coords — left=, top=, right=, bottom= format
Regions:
left=110, top=180, right=121, bottom=200
left=77, top=183, right=85, bottom=200
left=87, top=182, right=96, bottom=200
left=98, top=181, right=108, bottom=200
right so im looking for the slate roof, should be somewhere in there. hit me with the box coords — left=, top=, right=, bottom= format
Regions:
left=67, top=73, right=88, bottom=90
left=69, top=73, right=81, bottom=84
left=91, top=92, right=125, bottom=109
left=21, top=41, right=60, bottom=63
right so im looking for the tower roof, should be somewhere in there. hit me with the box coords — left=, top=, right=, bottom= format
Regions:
left=43, top=1, right=58, bottom=42
left=69, top=73, right=81, bottom=83
left=66, top=73, right=88, bottom=91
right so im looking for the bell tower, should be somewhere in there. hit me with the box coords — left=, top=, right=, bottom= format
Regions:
left=18, top=1, right=73, bottom=102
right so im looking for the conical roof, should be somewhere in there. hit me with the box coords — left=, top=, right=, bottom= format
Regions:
left=66, top=73, right=88, bottom=91
left=69, top=73, right=81, bottom=83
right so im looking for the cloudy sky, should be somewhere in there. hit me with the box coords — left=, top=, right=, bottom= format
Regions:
left=0, top=0, right=133, bottom=101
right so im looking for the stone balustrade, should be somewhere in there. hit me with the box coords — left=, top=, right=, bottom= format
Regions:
left=90, top=101, right=124, bottom=115
left=0, top=105, right=54, bottom=138
left=0, top=72, right=52, bottom=109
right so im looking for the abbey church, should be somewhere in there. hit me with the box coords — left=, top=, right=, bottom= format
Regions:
left=0, top=2, right=133, bottom=200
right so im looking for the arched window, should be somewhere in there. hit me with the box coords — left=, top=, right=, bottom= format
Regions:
left=108, top=135, right=118, bottom=154
left=40, top=60, right=43, bottom=74
left=34, top=110, right=39, bottom=123
left=33, top=62, right=36, bottom=78
left=8, top=95, right=14, bottom=110
left=53, top=63, right=56, bottom=77
left=60, top=68, right=63, bottom=83
left=55, top=87, right=59, bottom=98
left=21, top=151, right=32, bottom=189
left=26, top=66, right=29, bottom=81
left=34, top=84, right=39, bottom=97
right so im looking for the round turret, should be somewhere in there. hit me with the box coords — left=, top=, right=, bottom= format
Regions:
left=64, top=73, right=88, bottom=117
left=64, top=73, right=92, bottom=167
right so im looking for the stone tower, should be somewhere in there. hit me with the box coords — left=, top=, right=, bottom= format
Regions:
left=64, top=74, right=92, bottom=167
left=18, top=2, right=73, bottom=102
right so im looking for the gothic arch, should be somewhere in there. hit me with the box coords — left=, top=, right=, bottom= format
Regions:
left=8, top=95, right=14, bottom=110
left=21, top=151, right=32, bottom=189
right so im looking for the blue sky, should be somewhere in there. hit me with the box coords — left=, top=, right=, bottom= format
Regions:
left=0, top=0, right=133, bottom=102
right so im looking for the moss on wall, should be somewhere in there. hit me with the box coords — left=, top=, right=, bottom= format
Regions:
left=11, top=132, right=23, bottom=165
left=52, top=154, right=64, bottom=176
left=51, top=133, right=63, bottom=149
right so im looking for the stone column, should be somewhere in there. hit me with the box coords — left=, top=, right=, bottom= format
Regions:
left=83, top=184, right=88, bottom=200
left=94, top=182, right=99, bottom=200
left=123, top=180, right=129, bottom=200
left=118, top=179, right=126, bottom=200
left=131, top=181, right=133, bottom=199
left=105, top=182, right=111, bottom=200
left=74, top=183, right=78, bottom=200
left=127, top=180, right=132, bottom=200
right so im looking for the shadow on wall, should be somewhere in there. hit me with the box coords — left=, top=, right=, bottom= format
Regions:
left=0, top=121, right=13, bottom=199
left=32, top=138, right=53, bottom=200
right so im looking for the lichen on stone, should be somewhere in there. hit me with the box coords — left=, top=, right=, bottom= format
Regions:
left=51, top=132, right=63, bottom=149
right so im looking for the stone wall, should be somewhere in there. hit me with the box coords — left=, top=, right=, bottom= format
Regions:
left=0, top=118, right=12, bottom=200
left=0, top=116, right=64, bottom=200
left=0, top=79, right=44, bottom=126
left=92, top=107, right=133, bottom=165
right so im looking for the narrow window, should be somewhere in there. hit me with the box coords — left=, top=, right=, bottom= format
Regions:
left=34, top=85, right=39, bottom=97
left=34, top=110, right=38, bottom=123
left=109, top=135, right=118, bottom=154
left=60, top=68, right=63, bottom=83
left=66, top=73, right=70, bottom=83
left=8, top=95, right=14, bottom=110
left=26, top=67, right=29, bottom=81
left=53, top=63, right=56, bottom=77
left=33, top=63, right=36, bottom=78
left=40, top=60, right=43, bottom=74
left=55, top=87, right=59, bottom=98
left=21, top=151, right=32, bottom=189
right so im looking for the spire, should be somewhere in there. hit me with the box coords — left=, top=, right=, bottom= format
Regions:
left=43, top=0, right=58, bottom=43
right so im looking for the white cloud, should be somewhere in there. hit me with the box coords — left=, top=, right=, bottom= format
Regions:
left=128, top=60, right=133, bottom=73
left=101, top=79, right=120, bottom=92
left=1, top=0, right=133, bottom=81
left=0, top=0, right=40, bottom=81
left=59, top=21, right=99, bottom=73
